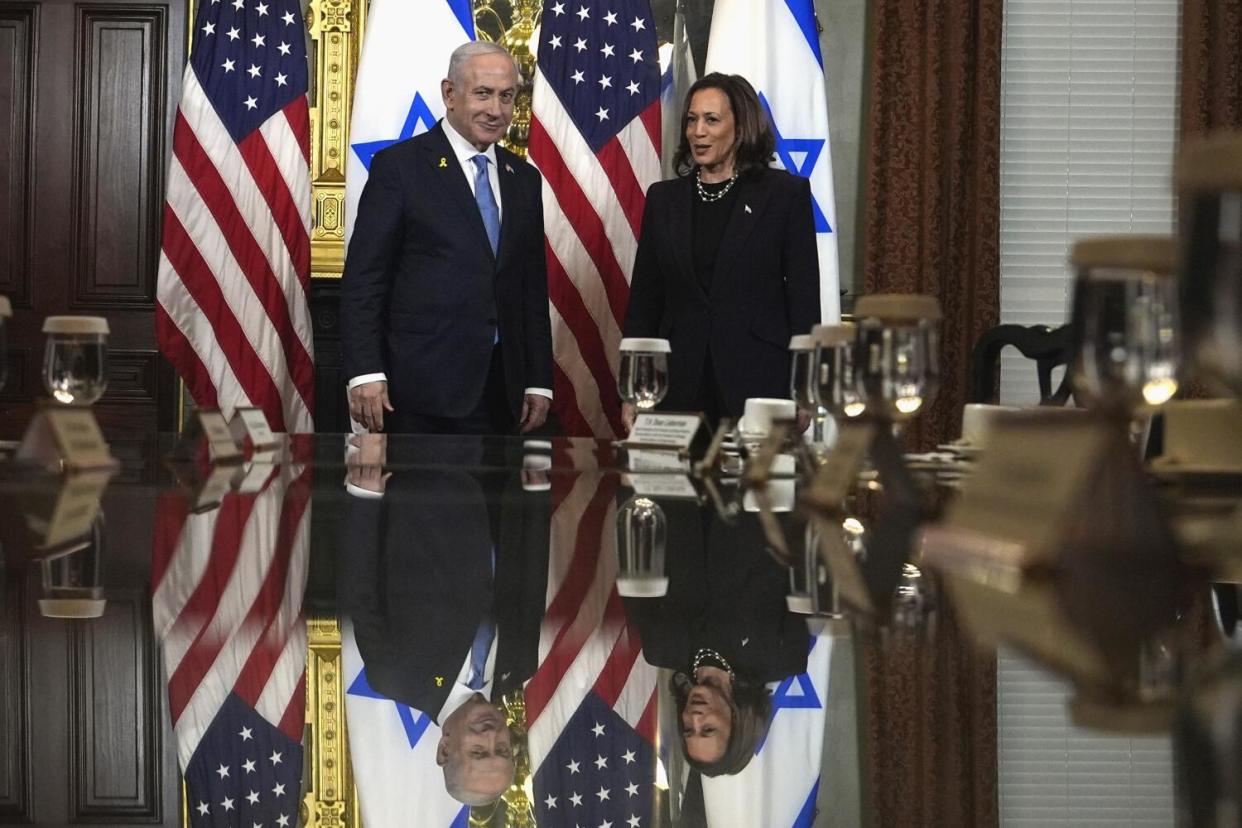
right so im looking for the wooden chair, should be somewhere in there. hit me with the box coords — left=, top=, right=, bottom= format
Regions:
left=969, top=323, right=1073, bottom=405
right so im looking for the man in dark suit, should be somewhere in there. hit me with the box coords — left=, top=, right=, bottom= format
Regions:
left=338, top=437, right=551, bottom=805
left=342, top=42, right=553, bottom=435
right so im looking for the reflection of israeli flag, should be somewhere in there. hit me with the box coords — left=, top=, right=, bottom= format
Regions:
left=341, top=620, right=468, bottom=828
left=702, top=631, right=833, bottom=827
left=343, top=0, right=475, bottom=246
left=705, top=0, right=841, bottom=323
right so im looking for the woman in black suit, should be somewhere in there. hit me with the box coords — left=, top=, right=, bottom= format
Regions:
left=622, top=500, right=811, bottom=776
left=622, top=73, right=821, bottom=430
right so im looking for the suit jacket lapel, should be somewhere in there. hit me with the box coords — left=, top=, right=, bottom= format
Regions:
left=668, top=177, right=702, bottom=301
left=495, top=149, right=520, bottom=271
left=423, top=122, right=496, bottom=264
left=712, top=172, right=771, bottom=292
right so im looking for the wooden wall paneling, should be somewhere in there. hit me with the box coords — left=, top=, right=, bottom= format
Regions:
left=68, top=592, right=164, bottom=822
left=103, top=349, right=161, bottom=403
left=72, top=5, right=168, bottom=310
left=310, top=281, right=348, bottom=431
left=0, top=346, right=31, bottom=404
left=0, top=570, right=32, bottom=822
left=0, top=3, right=37, bottom=308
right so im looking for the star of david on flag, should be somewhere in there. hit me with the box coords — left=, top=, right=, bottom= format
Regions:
left=702, top=633, right=835, bottom=827
left=343, top=0, right=475, bottom=247
left=341, top=620, right=470, bottom=828
left=706, top=0, right=842, bottom=323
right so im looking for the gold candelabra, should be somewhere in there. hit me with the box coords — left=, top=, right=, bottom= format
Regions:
left=474, top=0, right=544, bottom=157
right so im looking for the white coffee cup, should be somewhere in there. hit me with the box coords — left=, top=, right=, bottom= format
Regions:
left=743, top=454, right=796, bottom=512
left=960, top=403, right=1020, bottom=446
left=739, top=397, right=797, bottom=436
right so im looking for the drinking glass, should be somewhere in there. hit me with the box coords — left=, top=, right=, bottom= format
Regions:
left=615, top=494, right=668, bottom=597
left=789, top=334, right=817, bottom=412
left=852, top=295, right=941, bottom=422
left=43, top=316, right=109, bottom=406
left=811, top=323, right=864, bottom=421
left=38, top=513, right=106, bottom=619
left=617, top=337, right=670, bottom=411
left=1069, top=238, right=1180, bottom=414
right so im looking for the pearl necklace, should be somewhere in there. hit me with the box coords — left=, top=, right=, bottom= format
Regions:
left=695, top=169, right=738, bottom=203
left=692, top=647, right=736, bottom=683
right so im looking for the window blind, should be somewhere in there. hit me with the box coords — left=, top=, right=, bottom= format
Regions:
left=998, top=0, right=1179, bottom=406
left=996, top=0, right=1179, bottom=824
left=997, top=649, right=1175, bottom=826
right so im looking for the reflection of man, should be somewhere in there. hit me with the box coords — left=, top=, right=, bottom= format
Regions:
left=338, top=440, right=550, bottom=805
left=342, top=41, right=553, bottom=435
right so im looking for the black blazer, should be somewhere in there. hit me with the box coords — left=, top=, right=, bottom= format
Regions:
left=341, top=121, right=554, bottom=420
left=338, top=450, right=550, bottom=719
left=623, top=500, right=810, bottom=682
left=624, top=168, right=820, bottom=417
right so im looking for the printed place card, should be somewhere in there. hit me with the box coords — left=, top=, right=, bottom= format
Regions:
left=627, top=412, right=705, bottom=452
left=17, top=408, right=117, bottom=471
left=198, top=410, right=242, bottom=463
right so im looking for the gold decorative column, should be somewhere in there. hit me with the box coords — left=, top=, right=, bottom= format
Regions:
left=307, top=0, right=366, bottom=280
left=300, top=614, right=362, bottom=828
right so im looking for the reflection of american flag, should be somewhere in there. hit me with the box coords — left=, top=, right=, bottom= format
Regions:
left=151, top=461, right=312, bottom=827
left=528, top=444, right=659, bottom=825
left=530, top=0, right=662, bottom=438
left=155, top=0, right=315, bottom=433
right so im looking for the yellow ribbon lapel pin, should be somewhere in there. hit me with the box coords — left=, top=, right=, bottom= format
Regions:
left=439, top=157, right=448, bottom=168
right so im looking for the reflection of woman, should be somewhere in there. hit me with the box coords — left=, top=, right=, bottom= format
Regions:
left=623, top=501, right=810, bottom=776
left=623, top=73, right=820, bottom=429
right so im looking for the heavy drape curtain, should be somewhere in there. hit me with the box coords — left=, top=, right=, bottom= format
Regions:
left=858, top=0, right=1003, bottom=826
left=1181, top=0, right=1242, bottom=137
left=861, top=0, right=1002, bottom=454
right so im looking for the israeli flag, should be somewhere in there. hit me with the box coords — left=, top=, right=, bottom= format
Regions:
left=343, top=0, right=475, bottom=246
left=705, top=0, right=841, bottom=323
left=341, top=620, right=469, bottom=828
left=701, top=630, right=834, bottom=827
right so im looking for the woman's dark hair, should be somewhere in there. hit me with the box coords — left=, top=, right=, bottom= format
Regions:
left=671, top=671, right=771, bottom=777
left=672, top=73, right=776, bottom=178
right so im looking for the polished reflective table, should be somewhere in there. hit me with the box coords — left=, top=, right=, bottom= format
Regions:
left=0, top=433, right=1199, bottom=827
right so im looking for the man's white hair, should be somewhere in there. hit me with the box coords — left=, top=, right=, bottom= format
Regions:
left=443, top=758, right=511, bottom=807
left=446, top=41, right=520, bottom=86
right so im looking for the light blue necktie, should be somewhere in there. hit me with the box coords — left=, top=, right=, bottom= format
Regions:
left=472, top=155, right=500, bottom=256
left=472, top=155, right=501, bottom=344
left=467, top=612, right=495, bottom=690
left=467, top=547, right=497, bottom=691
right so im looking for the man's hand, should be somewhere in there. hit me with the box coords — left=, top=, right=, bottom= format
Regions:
left=621, top=403, right=638, bottom=434
left=796, top=408, right=812, bottom=434
left=349, top=381, right=394, bottom=432
left=519, top=394, right=551, bottom=434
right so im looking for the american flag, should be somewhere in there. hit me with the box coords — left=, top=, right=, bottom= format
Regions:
left=530, top=0, right=663, bottom=438
left=151, top=458, right=312, bottom=827
left=527, top=443, right=660, bottom=826
left=155, top=0, right=315, bottom=434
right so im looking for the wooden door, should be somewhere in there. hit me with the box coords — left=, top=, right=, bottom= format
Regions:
left=0, top=486, right=182, bottom=826
left=0, top=0, right=187, bottom=440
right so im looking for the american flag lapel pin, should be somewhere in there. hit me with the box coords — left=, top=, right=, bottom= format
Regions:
left=438, top=157, right=448, bottom=168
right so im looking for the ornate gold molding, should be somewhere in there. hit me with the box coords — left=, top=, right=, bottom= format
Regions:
left=300, top=614, right=362, bottom=828
left=308, top=0, right=366, bottom=279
